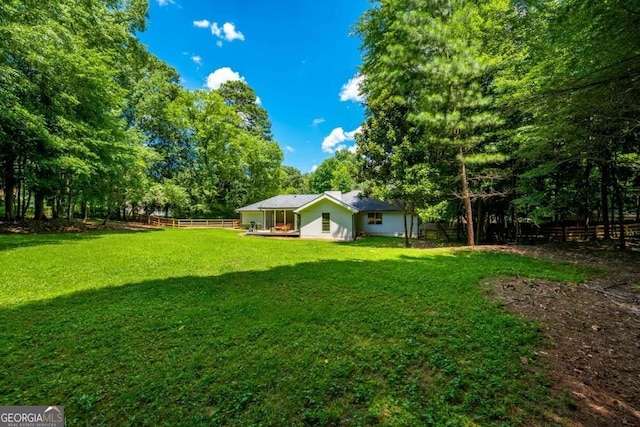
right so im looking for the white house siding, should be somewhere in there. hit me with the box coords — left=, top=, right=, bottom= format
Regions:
left=299, top=199, right=354, bottom=241
left=356, top=212, right=418, bottom=237
left=240, top=212, right=263, bottom=227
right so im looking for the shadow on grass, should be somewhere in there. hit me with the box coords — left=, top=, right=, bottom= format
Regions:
left=0, top=227, right=162, bottom=253
left=0, top=254, right=586, bottom=426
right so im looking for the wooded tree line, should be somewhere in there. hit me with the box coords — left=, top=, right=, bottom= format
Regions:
left=0, top=0, right=288, bottom=221
left=355, top=0, right=640, bottom=247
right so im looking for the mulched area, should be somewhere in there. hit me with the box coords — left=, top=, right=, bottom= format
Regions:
left=481, top=244, right=640, bottom=426
left=0, top=218, right=158, bottom=234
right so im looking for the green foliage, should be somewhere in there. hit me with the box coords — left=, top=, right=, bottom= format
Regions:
left=280, top=165, right=309, bottom=194
left=0, top=230, right=587, bottom=425
left=168, top=89, right=283, bottom=216
left=1, top=1, right=284, bottom=221
left=357, top=0, right=514, bottom=246
left=217, top=80, right=273, bottom=141
left=309, top=150, right=358, bottom=193
left=356, top=0, right=640, bottom=244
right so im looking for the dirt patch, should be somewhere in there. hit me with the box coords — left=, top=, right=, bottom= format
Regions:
left=0, top=219, right=159, bottom=234
left=482, top=245, right=640, bottom=426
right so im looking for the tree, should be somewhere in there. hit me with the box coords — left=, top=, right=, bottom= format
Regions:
left=1, top=0, right=153, bottom=221
left=308, top=150, right=358, bottom=193
left=169, top=88, right=283, bottom=216
left=280, top=166, right=309, bottom=194
left=497, top=0, right=640, bottom=248
left=357, top=0, right=507, bottom=246
left=217, top=80, right=273, bottom=141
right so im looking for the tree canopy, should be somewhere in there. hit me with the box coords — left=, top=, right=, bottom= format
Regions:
left=355, top=0, right=640, bottom=247
left=0, top=0, right=285, bottom=220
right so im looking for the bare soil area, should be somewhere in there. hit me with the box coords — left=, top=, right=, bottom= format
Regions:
left=481, top=244, right=640, bottom=426
left=0, top=218, right=158, bottom=234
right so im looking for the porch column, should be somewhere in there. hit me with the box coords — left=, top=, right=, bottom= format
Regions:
left=283, top=210, right=287, bottom=226
left=294, top=213, right=298, bottom=231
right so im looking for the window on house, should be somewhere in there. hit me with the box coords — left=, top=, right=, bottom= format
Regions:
left=367, top=212, right=383, bottom=225
left=322, top=213, right=330, bottom=232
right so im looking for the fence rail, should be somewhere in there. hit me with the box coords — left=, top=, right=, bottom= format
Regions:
left=537, top=223, right=640, bottom=241
left=420, top=221, right=640, bottom=248
left=147, top=216, right=240, bottom=229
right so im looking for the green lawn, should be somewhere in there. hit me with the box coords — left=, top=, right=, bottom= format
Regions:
left=0, top=229, right=585, bottom=426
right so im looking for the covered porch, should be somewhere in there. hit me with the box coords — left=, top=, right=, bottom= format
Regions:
left=247, top=209, right=300, bottom=235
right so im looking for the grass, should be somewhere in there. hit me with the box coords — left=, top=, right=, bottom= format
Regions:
left=0, top=229, right=587, bottom=426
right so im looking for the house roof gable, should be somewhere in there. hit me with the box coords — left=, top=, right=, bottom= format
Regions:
left=294, top=193, right=359, bottom=214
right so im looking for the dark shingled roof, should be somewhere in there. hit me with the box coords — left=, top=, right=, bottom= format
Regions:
left=236, top=194, right=320, bottom=211
left=340, top=191, right=403, bottom=211
left=237, top=191, right=403, bottom=212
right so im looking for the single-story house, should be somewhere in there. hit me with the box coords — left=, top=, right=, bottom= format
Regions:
left=236, top=190, right=418, bottom=241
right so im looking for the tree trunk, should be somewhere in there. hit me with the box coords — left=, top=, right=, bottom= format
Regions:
left=600, top=161, right=610, bottom=239
left=34, top=191, right=47, bottom=221
left=408, top=211, right=415, bottom=244
left=403, top=206, right=410, bottom=248
left=459, top=147, right=475, bottom=246
left=613, top=167, right=625, bottom=251
left=15, top=158, right=22, bottom=220
left=21, top=190, right=31, bottom=219
left=52, top=196, right=60, bottom=220
left=66, top=179, right=73, bottom=220
left=81, top=199, right=88, bottom=222
left=3, top=153, right=16, bottom=220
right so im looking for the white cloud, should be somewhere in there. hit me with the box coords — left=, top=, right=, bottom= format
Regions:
left=210, top=22, right=222, bottom=37
left=255, top=96, right=262, bottom=105
left=157, top=0, right=174, bottom=6
left=345, top=126, right=362, bottom=139
left=205, top=67, right=245, bottom=90
left=195, top=21, right=245, bottom=47
left=339, top=74, right=365, bottom=103
left=311, top=118, right=325, bottom=126
left=222, top=22, right=245, bottom=42
left=321, top=126, right=361, bottom=153
left=311, top=165, right=318, bottom=172
left=285, top=146, right=295, bottom=153
left=191, top=55, right=202, bottom=65
left=193, top=19, right=210, bottom=28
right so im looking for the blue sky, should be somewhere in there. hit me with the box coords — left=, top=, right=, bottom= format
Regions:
left=138, top=0, right=370, bottom=173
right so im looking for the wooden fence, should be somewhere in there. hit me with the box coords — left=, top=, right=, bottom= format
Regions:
left=420, top=221, right=640, bottom=248
left=420, top=223, right=459, bottom=240
left=147, top=215, right=240, bottom=229
left=536, top=223, right=640, bottom=241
